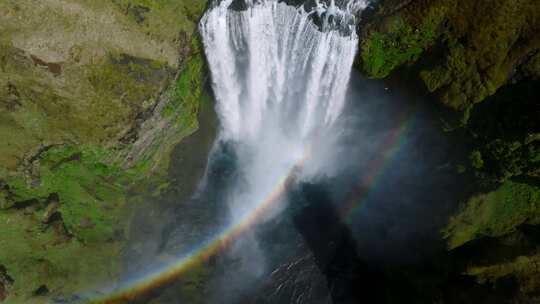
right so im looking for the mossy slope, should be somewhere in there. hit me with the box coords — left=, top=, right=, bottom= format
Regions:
left=0, top=0, right=207, bottom=302
left=444, top=181, right=540, bottom=249
left=441, top=81, right=540, bottom=299
left=360, top=0, right=540, bottom=110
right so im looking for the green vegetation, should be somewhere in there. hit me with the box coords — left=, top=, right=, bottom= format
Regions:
left=88, top=53, right=168, bottom=107
left=0, top=43, right=170, bottom=171
left=0, top=144, right=132, bottom=301
left=0, top=0, right=208, bottom=302
left=456, top=164, right=466, bottom=174
left=359, top=0, right=540, bottom=300
left=112, top=0, right=206, bottom=29
left=466, top=81, right=540, bottom=181
left=360, top=8, right=445, bottom=78
left=481, top=139, right=540, bottom=181
left=466, top=252, right=540, bottom=296
left=0, top=210, right=122, bottom=303
left=360, top=0, right=540, bottom=109
left=162, top=48, right=204, bottom=132
left=469, top=150, right=484, bottom=170
left=444, top=181, right=540, bottom=249
left=441, top=79, right=540, bottom=299
left=10, top=145, right=129, bottom=242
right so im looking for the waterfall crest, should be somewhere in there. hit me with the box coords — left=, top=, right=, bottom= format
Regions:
left=200, top=0, right=366, bottom=142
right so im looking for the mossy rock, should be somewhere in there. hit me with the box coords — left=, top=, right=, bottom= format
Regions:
left=0, top=0, right=208, bottom=301
left=359, top=0, right=540, bottom=110
left=466, top=252, right=540, bottom=299
left=360, top=6, right=446, bottom=78
left=444, top=180, right=540, bottom=249
left=466, top=81, right=540, bottom=181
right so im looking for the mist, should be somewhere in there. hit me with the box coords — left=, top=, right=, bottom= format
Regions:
left=120, top=0, right=472, bottom=303
left=198, top=0, right=368, bottom=298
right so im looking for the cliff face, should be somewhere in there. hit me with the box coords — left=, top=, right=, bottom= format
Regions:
left=360, top=0, right=540, bottom=110
left=0, top=0, right=207, bottom=302
left=358, top=0, right=540, bottom=301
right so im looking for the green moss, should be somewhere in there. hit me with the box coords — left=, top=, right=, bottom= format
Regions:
left=0, top=0, right=210, bottom=301
left=0, top=45, right=169, bottom=171
left=0, top=210, right=121, bottom=302
left=470, top=150, right=484, bottom=169
left=4, top=145, right=130, bottom=243
left=483, top=139, right=539, bottom=181
left=161, top=50, right=204, bottom=132
left=444, top=181, right=540, bottom=249
left=112, top=0, right=206, bottom=39
left=360, top=8, right=445, bottom=78
left=466, top=252, right=540, bottom=296
left=466, top=81, right=540, bottom=181
left=360, top=0, right=540, bottom=109
left=0, top=144, right=150, bottom=301
left=87, top=54, right=166, bottom=106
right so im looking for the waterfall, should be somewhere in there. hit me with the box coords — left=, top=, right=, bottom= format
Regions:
left=201, top=0, right=366, bottom=142
left=199, top=0, right=366, bottom=282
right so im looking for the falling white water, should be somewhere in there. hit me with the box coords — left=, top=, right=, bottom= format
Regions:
left=201, top=0, right=366, bottom=142
left=200, top=0, right=366, bottom=282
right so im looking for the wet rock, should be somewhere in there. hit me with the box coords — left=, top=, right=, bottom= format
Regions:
left=32, top=284, right=49, bottom=296
left=249, top=253, right=331, bottom=304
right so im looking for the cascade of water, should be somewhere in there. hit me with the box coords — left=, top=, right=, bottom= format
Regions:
left=200, top=0, right=368, bottom=218
left=200, top=0, right=366, bottom=143
left=199, top=0, right=366, bottom=276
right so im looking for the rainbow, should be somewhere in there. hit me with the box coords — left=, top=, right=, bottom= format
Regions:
left=90, top=110, right=416, bottom=304
left=89, top=156, right=309, bottom=304
left=340, top=107, right=417, bottom=223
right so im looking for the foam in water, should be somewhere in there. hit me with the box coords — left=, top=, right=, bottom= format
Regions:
left=200, top=0, right=366, bottom=280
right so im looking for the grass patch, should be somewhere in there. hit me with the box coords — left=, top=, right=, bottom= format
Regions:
left=444, top=181, right=540, bottom=249
left=0, top=210, right=122, bottom=302
left=161, top=52, right=204, bottom=132
left=3, top=145, right=131, bottom=243
left=360, top=8, right=445, bottom=78
left=0, top=144, right=146, bottom=301
left=466, top=252, right=540, bottom=295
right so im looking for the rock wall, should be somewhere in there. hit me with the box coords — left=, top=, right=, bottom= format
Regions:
left=359, top=0, right=540, bottom=110
left=358, top=1, right=540, bottom=301
left=0, top=0, right=208, bottom=302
